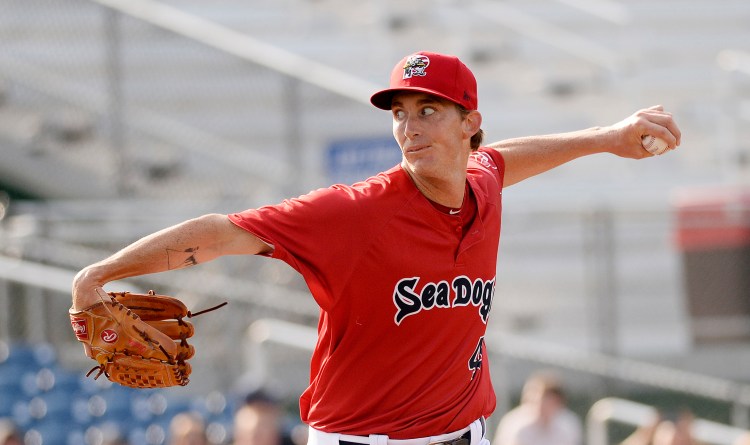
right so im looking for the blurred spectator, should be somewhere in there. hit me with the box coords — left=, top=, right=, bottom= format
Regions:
left=733, top=432, right=750, bottom=445
left=169, top=412, right=209, bottom=445
left=89, top=422, right=129, bottom=445
left=0, top=419, right=22, bottom=445
left=493, top=370, right=582, bottom=445
left=233, top=390, right=284, bottom=445
left=621, top=410, right=702, bottom=445
left=102, top=434, right=130, bottom=445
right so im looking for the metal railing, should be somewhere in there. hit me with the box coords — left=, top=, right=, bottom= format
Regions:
left=245, top=318, right=750, bottom=443
left=588, top=398, right=749, bottom=445
left=470, top=0, right=628, bottom=73
left=89, top=0, right=379, bottom=104
left=488, top=332, right=750, bottom=429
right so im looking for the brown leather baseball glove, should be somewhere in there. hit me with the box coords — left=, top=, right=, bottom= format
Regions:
left=69, top=290, right=226, bottom=388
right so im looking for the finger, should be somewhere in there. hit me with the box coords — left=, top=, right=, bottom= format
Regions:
left=662, top=111, right=682, bottom=146
left=639, top=109, right=681, bottom=148
left=644, top=126, right=677, bottom=148
left=666, top=120, right=681, bottom=147
left=656, top=119, right=681, bottom=149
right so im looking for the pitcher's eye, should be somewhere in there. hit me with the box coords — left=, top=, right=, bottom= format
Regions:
left=393, top=110, right=405, bottom=120
left=422, top=107, right=436, bottom=116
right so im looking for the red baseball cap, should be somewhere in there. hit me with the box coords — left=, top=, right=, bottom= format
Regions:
left=370, top=51, right=478, bottom=111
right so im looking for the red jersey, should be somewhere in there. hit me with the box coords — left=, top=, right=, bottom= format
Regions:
left=229, top=148, right=505, bottom=439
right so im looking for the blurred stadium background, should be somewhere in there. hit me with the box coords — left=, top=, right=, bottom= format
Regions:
left=1, top=0, right=750, bottom=444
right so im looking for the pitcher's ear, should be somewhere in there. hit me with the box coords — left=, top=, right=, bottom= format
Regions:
left=463, top=110, right=482, bottom=137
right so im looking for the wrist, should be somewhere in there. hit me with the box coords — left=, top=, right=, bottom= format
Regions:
left=71, top=266, right=107, bottom=310
left=580, top=126, right=618, bottom=155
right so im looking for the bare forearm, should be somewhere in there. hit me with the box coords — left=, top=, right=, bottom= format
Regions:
left=489, top=127, right=611, bottom=187
left=488, top=106, right=682, bottom=187
left=78, top=215, right=222, bottom=281
left=72, top=213, right=267, bottom=309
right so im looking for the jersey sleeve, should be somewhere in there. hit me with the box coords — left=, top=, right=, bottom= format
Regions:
left=471, top=147, right=505, bottom=189
left=228, top=184, right=375, bottom=310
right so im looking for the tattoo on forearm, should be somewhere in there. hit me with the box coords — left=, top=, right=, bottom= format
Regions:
left=167, top=247, right=200, bottom=270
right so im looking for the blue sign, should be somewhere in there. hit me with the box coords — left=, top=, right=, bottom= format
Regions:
left=326, top=136, right=401, bottom=184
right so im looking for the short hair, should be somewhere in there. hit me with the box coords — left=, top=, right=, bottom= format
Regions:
left=240, top=388, right=280, bottom=408
left=457, top=106, right=484, bottom=151
left=521, top=370, right=566, bottom=403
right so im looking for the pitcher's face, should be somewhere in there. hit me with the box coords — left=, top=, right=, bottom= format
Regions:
left=391, top=92, right=477, bottom=181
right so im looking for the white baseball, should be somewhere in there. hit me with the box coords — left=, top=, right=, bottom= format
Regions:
left=641, top=135, right=670, bottom=156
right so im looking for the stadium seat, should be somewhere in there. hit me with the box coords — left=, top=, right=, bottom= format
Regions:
left=11, top=399, right=32, bottom=428
left=190, top=390, right=230, bottom=420
left=49, top=366, right=83, bottom=394
left=66, top=429, right=87, bottom=445
left=3, top=342, right=56, bottom=369
left=158, top=392, right=197, bottom=418
left=127, top=426, right=149, bottom=445
left=94, top=386, right=139, bottom=420
left=205, top=419, right=231, bottom=445
left=21, top=369, right=42, bottom=396
left=0, top=363, right=26, bottom=390
left=30, top=343, right=57, bottom=368
left=130, top=392, right=159, bottom=424
left=0, top=385, right=25, bottom=417
left=126, top=422, right=169, bottom=445
left=27, top=392, right=74, bottom=424
left=25, top=420, right=73, bottom=445
left=145, top=420, right=170, bottom=445
left=84, top=421, right=128, bottom=445
left=78, top=371, right=113, bottom=395
left=3, top=343, right=37, bottom=368
left=70, top=394, right=93, bottom=426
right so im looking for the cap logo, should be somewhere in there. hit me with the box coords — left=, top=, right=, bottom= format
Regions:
left=402, top=54, right=430, bottom=79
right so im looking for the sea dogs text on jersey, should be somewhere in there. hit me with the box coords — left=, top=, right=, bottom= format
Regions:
left=393, top=275, right=495, bottom=325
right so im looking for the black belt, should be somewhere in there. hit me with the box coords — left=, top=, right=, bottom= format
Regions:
left=339, top=418, right=485, bottom=445
left=340, top=433, right=468, bottom=445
